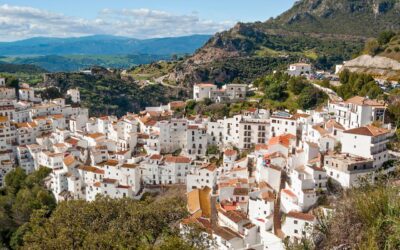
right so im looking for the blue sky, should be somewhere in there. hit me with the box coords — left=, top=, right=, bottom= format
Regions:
left=0, top=0, right=296, bottom=41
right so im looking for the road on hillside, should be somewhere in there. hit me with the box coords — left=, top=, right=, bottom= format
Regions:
left=311, top=82, right=343, bottom=102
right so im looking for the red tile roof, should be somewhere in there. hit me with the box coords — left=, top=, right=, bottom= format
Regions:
left=164, top=156, right=191, bottom=164
left=287, top=211, right=315, bottom=221
left=78, top=165, right=104, bottom=174
left=224, top=149, right=237, bottom=156
left=268, top=134, right=296, bottom=148
left=344, top=125, right=390, bottom=137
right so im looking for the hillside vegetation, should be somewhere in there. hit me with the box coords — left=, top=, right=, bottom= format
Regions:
left=42, top=71, right=188, bottom=117
left=267, top=0, right=400, bottom=37
left=0, top=168, right=203, bottom=250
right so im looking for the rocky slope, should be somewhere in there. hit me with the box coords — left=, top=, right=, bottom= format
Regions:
left=167, top=0, right=400, bottom=85
left=343, top=54, right=400, bottom=80
left=268, top=0, right=400, bottom=37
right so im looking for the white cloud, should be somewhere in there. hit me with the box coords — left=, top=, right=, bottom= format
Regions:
left=0, top=4, right=234, bottom=41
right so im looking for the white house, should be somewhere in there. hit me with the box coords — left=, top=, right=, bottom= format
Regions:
left=329, top=96, right=387, bottom=129
left=193, top=83, right=218, bottom=101
left=324, top=153, right=374, bottom=188
left=282, top=211, right=316, bottom=241
left=67, top=88, right=81, bottom=103
left=287, top=63, right=312, bottom=76
left=341, top=125, right=391, bottom=169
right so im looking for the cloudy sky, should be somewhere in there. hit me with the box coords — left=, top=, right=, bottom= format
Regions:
left=0, top=0, right=296, bottom=41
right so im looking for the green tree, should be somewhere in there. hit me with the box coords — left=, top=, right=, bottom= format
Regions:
left=19, top=195, right=191, bottom=249
left=288, top=77, right=308, bottom=95
left=0, top=167, right=55, bottom=249
left=377, top=31, right=396, bottom=45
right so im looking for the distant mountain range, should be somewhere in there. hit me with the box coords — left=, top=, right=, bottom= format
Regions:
left=0, top=34, right=211, bottom=56
left=0, top=35, right=212, bottom=72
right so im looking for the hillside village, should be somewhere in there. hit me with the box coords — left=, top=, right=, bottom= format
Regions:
left=0, top=57, right=398, bottom=250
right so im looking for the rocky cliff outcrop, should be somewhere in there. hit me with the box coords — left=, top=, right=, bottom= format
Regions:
left=343, top=54, right=400, bottom=80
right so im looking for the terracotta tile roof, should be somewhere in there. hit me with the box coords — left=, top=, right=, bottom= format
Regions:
left=16, top=122, right=37, bottom=128
left=261, top=191, right=275, bottom=201
left=268, top=134, right=296, bottom=148
left=54, top=143, right=67, bottom=148
left=65, top=137, right=79, bottom=146
left=150, top=154, right=162, bottom=160
left=233, top=187, right=248, bottom=196
left=220, top=209, right=248, bottom=223
left=86, top=132, right=105, bottom=139
left=137, top=133, right=149, bottom=139
left=255, top=144, right=268, bottom=151
left=247, top=107, right=257, bottom=113
left=259, top=181, right=273, bottom=190
left=0, top=116, right=8, bottom=122
left=344, top=125, right=390, bottom=137
left=282, top=189, right=297, bottom=199
left=195, top=83, right=216, bottom=87
left=78, top=165, right=104, bottom=174
left=103, top=178, right=118, bottom=184
left=164, top=156, right=191, bottom=164
left=121, top=163, right=138, bottom=169
left=345, top=96, right=386, bottom=107
left=115, top=150, right=129, bottom=155
left=52, top=114, right=64, bottom=119
left=213, top=226, right=242, bottom=240
left=326, top=119, right=345, bottom=130
left=291, top=63, right=311, bottom=67
left=224, top=149, right=237, bottom=156
left=202, top=163, right=217, bottom=172
left=169, top=101, right=186, bottom=109
left=144, top=119, right=157, bottom=126
left=312, top=125, right=329, bottom=135
left=63, top=155, right=75, bottom=166
left=93, top=182, right=101, bottom=187
left=292, top=113, right=310, bottom=119
left=102, top=159, right=119, bottom=166
left=287, top=211, right=315, bottom=221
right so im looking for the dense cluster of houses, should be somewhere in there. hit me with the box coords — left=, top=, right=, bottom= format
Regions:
left=0, top=76, right=398, bottom=249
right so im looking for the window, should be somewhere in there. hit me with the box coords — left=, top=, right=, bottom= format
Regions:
left=294, top=220, right=298, bottom=224
left=294, top=229, right=298, bottom=234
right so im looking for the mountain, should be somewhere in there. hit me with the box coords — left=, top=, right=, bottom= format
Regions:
left=0, top=34, right=211, bottom=56
left=0, top=61, right=47, bottom=74
left=267, top=0, right=400, bottom=37
left=167, top=0, right=400, bottom=85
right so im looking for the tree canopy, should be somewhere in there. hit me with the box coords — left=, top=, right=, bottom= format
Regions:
left=0, top=167, right=55, bottom=248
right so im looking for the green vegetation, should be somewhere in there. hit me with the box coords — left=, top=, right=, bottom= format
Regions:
left=286, top=170, right=400, bottom=250
left=0, top=167, right=55, bottom=249
left=267, top=0, right=400, bottom=37
left=187, top=56, right=298, bottom=85
left=42, top=71, right=187, bottom=116
left=184, top=73, right=327, bottom=119
left=128, top=61, right=178, bottom=81
left=254, top=72, right=328, bottom=111
left=184, top=99, right=255, bottom=120
left=363, top=31, right=400, bottom=62
left=16, top=195, right=199, bottom=249
left=1, top=168, right=206, bottom=249
left=336, top=69, right=383, bottom=99
left=320, top=174, right=400, bottom=249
